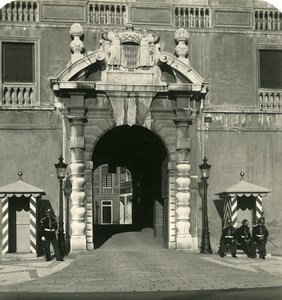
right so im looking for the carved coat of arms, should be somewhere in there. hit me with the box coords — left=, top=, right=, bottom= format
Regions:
left=100, top=24, right=160, bottom=70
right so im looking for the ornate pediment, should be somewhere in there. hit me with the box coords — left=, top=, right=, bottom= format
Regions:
left=54, top=23, right=208, bottom=89
left=100, top=24, right=160, bottom=70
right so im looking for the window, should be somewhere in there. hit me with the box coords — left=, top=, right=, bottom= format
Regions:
left=1, top=41, right=37, bottom=107
left=2, top=42, right=34, bottom=83
left=101, top=166, right=112, bottom=187
left=259, top=50, right=282, bottom=89
left=101, top=200, right=112, bottom=224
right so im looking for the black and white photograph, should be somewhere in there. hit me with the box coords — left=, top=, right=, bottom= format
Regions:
left=0, top=0, right=281, bottom=299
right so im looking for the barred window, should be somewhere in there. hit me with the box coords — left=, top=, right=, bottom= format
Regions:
left=2, top=42, right=34, bottom=83
left=260, top=50, right=282, bottom=89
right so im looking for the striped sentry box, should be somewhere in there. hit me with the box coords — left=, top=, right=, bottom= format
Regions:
left=30, top=196, right=37, bottom=254
left=2, top=196, right=9, bottom=254
left=256, top=195, right=263, bottom=223
left=223, top=195, right=237, bottom=227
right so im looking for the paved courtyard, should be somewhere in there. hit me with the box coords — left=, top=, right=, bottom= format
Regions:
left=0, top=229, right=281, bottom=293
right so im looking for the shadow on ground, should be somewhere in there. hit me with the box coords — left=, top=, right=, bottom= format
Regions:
left=94, top=225, right=145, bottom=248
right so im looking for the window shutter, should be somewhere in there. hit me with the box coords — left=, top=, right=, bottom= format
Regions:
left=260, top=50, right=282, bottom=89
left=2, top=42, right=34, bottom=83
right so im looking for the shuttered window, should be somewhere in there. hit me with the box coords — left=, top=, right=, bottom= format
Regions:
left=260, top=50, right=282, bottom=89
left=2, top=42, right=34, bottom=83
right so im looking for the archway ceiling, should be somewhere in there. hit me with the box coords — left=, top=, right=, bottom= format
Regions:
left=92, top=125, right=167, bottom=173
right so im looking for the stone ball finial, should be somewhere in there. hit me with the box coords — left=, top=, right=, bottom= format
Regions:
left=175, top=28, right=189, bottom=42
left=240, top=172, right=245, bottom=180
left=69, top=23, right=85, bottom=63
left=18, top=171, right=23, bottom=180
left=70, top=23, right=84, bottom=38
left=174, top=28, right=189, bottom=64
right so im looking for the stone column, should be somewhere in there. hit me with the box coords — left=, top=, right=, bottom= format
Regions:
left=68, top=94, right=87, bottom=251
left=174, top=107, right=193, bottom=250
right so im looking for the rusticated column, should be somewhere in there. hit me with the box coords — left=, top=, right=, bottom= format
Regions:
left=68, top=94, right=87, bottom=251
left=174, top=107, right=193, bottom=250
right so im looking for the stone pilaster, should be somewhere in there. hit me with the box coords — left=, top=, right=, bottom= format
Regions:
left=85, top=161, right=94, bottom=250
left=174, top=107, right=193, bottom=250
left=68, top=94, right=87, bottom=251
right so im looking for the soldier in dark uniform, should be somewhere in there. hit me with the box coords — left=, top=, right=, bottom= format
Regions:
left=40, top=208, right=63, bottom=261
left=252, top=217, right=269, bottom=259
left=237, top=219, right=256, bottom=258
left=218, top=218, right=238, bottom=258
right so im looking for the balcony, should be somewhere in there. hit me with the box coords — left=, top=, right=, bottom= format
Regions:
left=88, top=3, right=128, bottom=25
left=255, top=9, right=282, bottom=31
left=0, top=1, right=39, bottom=22
left=259, top=89, right=282, bottom=111
left=1, top=84, right=36, bottom=107
left=174, top=6, right=211, bottom=28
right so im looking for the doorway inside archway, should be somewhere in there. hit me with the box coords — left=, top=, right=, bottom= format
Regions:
left=92, top=125, right=168, bottom=248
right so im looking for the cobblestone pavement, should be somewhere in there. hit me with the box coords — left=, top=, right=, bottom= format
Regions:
left=0, top=229, right=281, bottom=293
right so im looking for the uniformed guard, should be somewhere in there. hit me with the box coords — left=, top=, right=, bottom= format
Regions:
left=252, top=217, right=269, bottom=259
left=237, top=219, right=256, bottom=258
left=218, top=218, right=238, bottom=258
left=40, top=208, right=64, bottom=261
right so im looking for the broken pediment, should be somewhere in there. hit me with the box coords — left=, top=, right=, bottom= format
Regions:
left=54, top=23, right=207, bottom=89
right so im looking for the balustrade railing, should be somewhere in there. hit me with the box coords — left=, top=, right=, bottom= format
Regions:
left=0, top=1, right=39, bottom=22
left=259, top=90, right=281, bottom=110
left=174, top=6, right=211, bottom=28
left=88, top=3, right=128, bottom=24
left=102, top=187, right=113, bottom=194
left=1, top=84, right=35, bottom=107
left=255, top=9, right=282, bottom=30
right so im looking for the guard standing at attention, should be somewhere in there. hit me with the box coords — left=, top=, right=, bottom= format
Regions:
left=237, top=219, right=256, bottom=258
left=218, top=218, right=238, bottom=258
left=40, top=208, right=64, bottom=261
left=252, top=217, right=269, bottom=259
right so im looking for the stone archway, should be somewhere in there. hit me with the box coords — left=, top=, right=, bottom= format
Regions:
left=89, top=125, right=168, bottom=248
left=50, top=23, right=208, bottom=252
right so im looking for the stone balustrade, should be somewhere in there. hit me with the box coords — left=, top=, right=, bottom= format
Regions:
left=0, top=2, right=281, bottom=32
left=93, top=187, right=120, bottom=194
left=259, top=90, right=281, bottom=110
left=1, top=84, right=35, bottom=107
left=0, top=1, right=39, bottom=22
left=101, top=187, right=113, bottom=194
left=174, top=6, right=211, bottom=28
left=255, top=9, right=282, bottom=31
left=88, top=3, right=128, bottom=24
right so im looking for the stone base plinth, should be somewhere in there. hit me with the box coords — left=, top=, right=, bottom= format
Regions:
left=70, top=236, right=87, bottom=251
left=176, top=234, right=193, bottom=250
left=191, top=236, right=199, bottom=251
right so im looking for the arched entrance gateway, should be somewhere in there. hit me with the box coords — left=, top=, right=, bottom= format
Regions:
left=92, top=125, right=167, bottom=247
left=50, top=24, right=208, bottom=252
